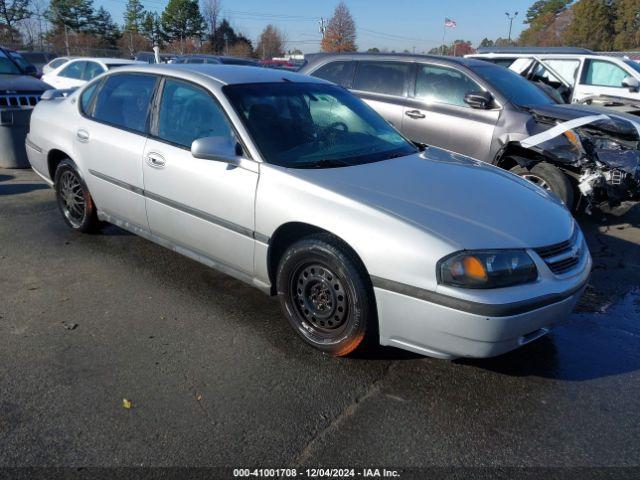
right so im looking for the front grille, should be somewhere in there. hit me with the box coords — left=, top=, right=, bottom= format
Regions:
left=534, top=228, right=583, bottom=275
left=0, top=93, right=41, bottom=108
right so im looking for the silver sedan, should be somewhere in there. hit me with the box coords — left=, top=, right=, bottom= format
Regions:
left=26, top=64, right=591, bottom=359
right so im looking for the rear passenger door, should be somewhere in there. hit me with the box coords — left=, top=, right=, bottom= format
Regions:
left=401, top=63, right=499, bottom=161
left=77, top=73, right=158, bottom=231
left=574, top=58, right=635, bottom=101
left=351, top=61, right=411, bottom=129
left=142, top=78, right=258, bottom=276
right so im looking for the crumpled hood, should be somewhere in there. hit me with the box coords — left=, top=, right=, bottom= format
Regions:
left=286, top=149, right=575, bottom=250
left=0, top=74, right=50, bottom=93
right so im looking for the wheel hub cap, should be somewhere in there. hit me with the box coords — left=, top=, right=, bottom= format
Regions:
left=293, top=264, right=348, bottom=331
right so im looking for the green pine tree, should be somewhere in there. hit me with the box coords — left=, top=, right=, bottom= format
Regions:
left=46, top=0, right=96, bottom=33
left=613, top=0, right=640, bottom=50
left=562, top=0, right=615, bottom=50
left=519, top=0, right=571, bottom=45
left=94, top=6, right=120, bottom=46
left=124, top=0, right=145, bottom=33
left=161, top=0, right=205, bottom=44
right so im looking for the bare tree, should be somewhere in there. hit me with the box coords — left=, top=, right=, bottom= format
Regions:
left=0, top=0, right=31, bottom=43
left=256, top=24, right=285, bottom=59
left=321, top=1, right=357, bottom=53
left=201, top=0, right=220, bottom=40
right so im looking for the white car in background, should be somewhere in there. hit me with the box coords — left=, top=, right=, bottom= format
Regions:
left=42, top=56, right=73, bottom=75
left=42, top=57, right=139, bottom=89
left=468, top=47, right=640, bottom=104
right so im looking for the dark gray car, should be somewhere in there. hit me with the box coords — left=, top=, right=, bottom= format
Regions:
left=0, top=46, right=50, bottom=168
left=300, top=53, right=640, bottom=212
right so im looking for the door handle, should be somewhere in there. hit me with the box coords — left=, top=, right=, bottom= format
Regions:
left=405, top=110, right=426, bottom=119
left=76, top=129, right=90, bottom=142
left=146, top=153, right=166, bottom=168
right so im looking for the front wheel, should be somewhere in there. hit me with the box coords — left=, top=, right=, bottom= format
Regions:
left=276, top=233, right=376, bottom=356
left=54, top=159, right=99, bottom=232
left=510, top=162, right=575, bottom=210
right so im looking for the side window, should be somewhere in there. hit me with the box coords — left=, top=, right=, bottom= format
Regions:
left=542, top=59, right=580, bottom=84
left=186, top=58, right=205, bottom=64
left=157, top=79, right=233, bottom=148
left=49, top=58, right=67, bottom=69
left=83, top=62, right=104, bottom=80
left=352, top=61, right=410, bottom=96
left=415, top=64, right=482, bottom=107
left=312, top=61, right=355, bottom=88
left=80, top=81, right=100, bottom=114
left=92, top=74, right=156, bottom=133
left=59, top=61, right=86, bottom=79
left=583, top=60, right=628, bottom=87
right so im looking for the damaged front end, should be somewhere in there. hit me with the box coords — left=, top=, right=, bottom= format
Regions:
left=522, top=111, right=640, bottom=213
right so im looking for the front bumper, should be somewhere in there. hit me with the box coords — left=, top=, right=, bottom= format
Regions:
left=374, top=254, right=591, bottom=359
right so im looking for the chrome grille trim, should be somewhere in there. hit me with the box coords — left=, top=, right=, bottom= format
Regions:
left=534, top=228, right=583, bottom=275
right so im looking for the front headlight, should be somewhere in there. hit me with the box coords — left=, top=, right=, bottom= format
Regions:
left=438, top=250, right=538, bottom=289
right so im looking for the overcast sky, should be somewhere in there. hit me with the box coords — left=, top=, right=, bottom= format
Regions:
left=99, top=0, right=535, bottom=53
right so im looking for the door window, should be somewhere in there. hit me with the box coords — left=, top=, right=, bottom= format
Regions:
left=59, top=61, right=86, bottom=79
left=83, top=61, right=104, bottom=80
left=92, top=74, right=156, bottom=133
left=80, top=81, right=100, bottom=114
left=583, top=60, right=628, bottom=87
left=415, top=64, right=482, bottom=107
left=157, top=79, right=234, bottom=148
left=541, top=59, right=580, bottom=84
left=312, top=61, right=356, bottom=88
left=353, top=61, right=410, bottom=96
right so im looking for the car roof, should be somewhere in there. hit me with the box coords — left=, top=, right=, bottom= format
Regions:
left=301, top=52, right=492, bottom=69
left=106, top=64, right=331, bottom=86
left=475, top=46, right=594, bottom=55
left=67, top=57, right=138, bottom=64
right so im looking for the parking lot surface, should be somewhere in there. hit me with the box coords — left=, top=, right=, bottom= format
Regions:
left=1, top=169, right=640, bottom=468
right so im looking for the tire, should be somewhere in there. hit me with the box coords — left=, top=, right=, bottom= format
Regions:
left=276, top=233, right=376, bottom=356
left=510, top=162, right=575, bottom=210
left=54, top=159, right=99, bottom=233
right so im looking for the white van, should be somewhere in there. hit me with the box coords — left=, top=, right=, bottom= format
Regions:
left=468, top=47, right=640, bottom=104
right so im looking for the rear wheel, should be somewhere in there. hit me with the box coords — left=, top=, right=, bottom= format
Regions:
left=510, top=162, right=575, bottom=210
left=276, top=233, right=376, bottom=356
left=54, top=159, right=99, bottom=233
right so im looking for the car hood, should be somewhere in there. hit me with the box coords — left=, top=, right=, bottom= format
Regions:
left=285, top=149, right=574, bottom=250
left=525, top=103, right=639, bottom=138
left=0, top=74, right=50, bottom=92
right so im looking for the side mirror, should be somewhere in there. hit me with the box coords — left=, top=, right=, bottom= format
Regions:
left=464, top=91, right=493, bottom=109
left=24, top=64, right=38, bottom=77
left=621, top=75, right=639, bottom=92
left=191, top=136, right=241, bottom=164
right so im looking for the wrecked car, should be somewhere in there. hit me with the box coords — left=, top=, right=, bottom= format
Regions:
left=300, top=53, right=640, bottom=212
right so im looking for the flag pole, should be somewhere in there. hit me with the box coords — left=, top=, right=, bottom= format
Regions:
left=441, top=19, right=446, bottom=55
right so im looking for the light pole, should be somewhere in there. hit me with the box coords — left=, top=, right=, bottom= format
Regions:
left=505, top=11, right=518, bottom=44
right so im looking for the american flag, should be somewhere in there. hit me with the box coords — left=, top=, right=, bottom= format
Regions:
left=444, top=18, right=457, bottom=28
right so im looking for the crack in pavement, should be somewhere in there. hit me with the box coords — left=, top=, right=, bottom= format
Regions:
left=289, top=361, right=396, bottom=468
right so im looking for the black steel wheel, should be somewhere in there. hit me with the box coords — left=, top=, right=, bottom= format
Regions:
left=54, top=159, right=99, bottom=233
left=277, top=233, right=376, bottom=356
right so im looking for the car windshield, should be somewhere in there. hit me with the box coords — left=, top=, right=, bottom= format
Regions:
left=0, top=50, right=23, bottom=74
left=623, top=60, right=640, bottom=75
left=224, top=82, right=417, bottom=168
left=10, top=53, right=30, bottom=70
left=472, top=64, right=556, bottom=106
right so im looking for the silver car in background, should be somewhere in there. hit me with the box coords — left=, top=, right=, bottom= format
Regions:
left=26, top=64, right=591, bottom=359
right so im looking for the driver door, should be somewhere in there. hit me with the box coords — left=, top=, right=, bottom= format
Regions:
left=142, top=78, right=258, bottom=276
left=573, top=59, right=636, bottom=101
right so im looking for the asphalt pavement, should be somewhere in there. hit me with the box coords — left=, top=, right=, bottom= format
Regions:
left=1, top=169, right=639, bottom=474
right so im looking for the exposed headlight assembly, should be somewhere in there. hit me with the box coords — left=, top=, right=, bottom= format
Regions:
left=438, top=250, right=538, bottom=289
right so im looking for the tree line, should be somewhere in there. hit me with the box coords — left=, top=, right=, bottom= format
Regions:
left=518, top=0, right=640, bottom=51
left=0, top=0, right=294, bottom=57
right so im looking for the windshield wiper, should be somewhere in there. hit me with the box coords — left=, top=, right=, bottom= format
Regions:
left=302, top=158, right=353, bottom=169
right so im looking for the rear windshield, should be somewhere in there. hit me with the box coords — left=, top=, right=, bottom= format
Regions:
left=472, top=64, right=556, bottom=106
